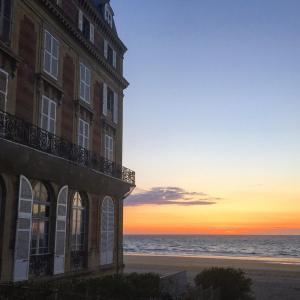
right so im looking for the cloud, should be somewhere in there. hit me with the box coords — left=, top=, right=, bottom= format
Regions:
left=125, top=187, right=221, bottom=207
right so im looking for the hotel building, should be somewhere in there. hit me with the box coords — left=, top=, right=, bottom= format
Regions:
left=0, top=0, right=135, bottom=282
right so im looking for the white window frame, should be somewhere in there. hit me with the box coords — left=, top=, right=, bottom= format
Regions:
left=78, top=118, right=90, bottom=150
left=104, top=40, right=117, bottom=68
left=79, top=62, right=91, bottom=104
left=104, top=134, right=114, bottom=162
left=104, top=4, right=113, bottom=28
left=0, top=68, right=8, bottom=112
left=43, top=30, right=59, bottom=80
left=40, top=96, right=56, bottom=134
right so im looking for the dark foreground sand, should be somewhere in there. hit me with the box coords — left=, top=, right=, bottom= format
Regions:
left=124, top=254, right=300, bottom=300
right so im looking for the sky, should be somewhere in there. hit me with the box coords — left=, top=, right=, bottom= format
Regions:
left=112, top=0, right=300, bottom=235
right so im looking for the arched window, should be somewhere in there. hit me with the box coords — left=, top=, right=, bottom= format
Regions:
left=100, top=196, right=114, bottom=265
left=30, top=181, right=51, bottom=276
left=71, top=192, right=86, bottom=270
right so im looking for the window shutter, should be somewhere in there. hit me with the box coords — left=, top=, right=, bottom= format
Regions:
left=90, top=23, right=94, bottom=44
left=113, top=92, right=118, bottom=124
left=113, top=50, right=117, bottom=68
left=104, top=40, right=108, bottom=59
left=103, top=83, right=107, bottom=116
left=100, top=197, right=114, bottom=265
left=13, top=175, right=33, bottom=282
left=54, top=186, right=68, bottom=275
left=78, top=10, right=83, bottom=31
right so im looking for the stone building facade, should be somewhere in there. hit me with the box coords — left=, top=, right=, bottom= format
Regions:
left=0, top=0, right=135, bottom=282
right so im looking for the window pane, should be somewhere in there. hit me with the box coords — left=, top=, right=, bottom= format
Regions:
left=50, top=102, right=56, bottom=119
left=84, top=85, right=90, bottom=103
left=51, top=59, right=58, bottom=78
left=45, top=32, right=51, bottom=52
left=80, top=82, right=85, bottom=99
left=44, top=52, right=51, bottom=73
left=79, top=120, right=84, bottom=134
left=41, top=116, right=48, bottom=130
left=49, top=119, right=55, bottom=134
left=86, top=68, right=91, bottom=85
left=84, top=137, right=89, bottom=150
left=80, top=64, right=85, bottom=81
left=52, top=39, right=59, bottom=58
left=42, top=98, right=49, bottom=115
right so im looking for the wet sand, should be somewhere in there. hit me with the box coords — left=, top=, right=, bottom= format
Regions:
left=124, top=254, right=300, bottom=300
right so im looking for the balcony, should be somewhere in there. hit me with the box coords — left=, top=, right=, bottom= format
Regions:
left=0, top=110, right=135, bottom=186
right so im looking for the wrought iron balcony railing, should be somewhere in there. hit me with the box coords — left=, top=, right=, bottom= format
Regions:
left=0, top=110, right=135, bottom=185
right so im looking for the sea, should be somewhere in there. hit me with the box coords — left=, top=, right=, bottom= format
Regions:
left=124, top=235, right=300, bottom=263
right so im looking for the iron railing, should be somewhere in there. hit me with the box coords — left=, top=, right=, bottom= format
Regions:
left=0, top=110, right=135, bottom=185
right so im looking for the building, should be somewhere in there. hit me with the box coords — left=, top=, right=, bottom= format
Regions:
left=0, top=0, right=135, bottom=282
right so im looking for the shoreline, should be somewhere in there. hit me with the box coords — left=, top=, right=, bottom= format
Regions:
left=125, top=252, right=300, bottom=266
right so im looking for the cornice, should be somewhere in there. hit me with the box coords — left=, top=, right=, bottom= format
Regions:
left=36, top=0, right=129, bottom=89
left=75, top=0, right=127, bottom=54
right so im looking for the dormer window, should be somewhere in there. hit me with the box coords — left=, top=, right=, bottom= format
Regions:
left=104, top=4, right=113, bottom=28
left=104, top=40, right=117, bottom=68
left=78, top=9, right=94, bottom=44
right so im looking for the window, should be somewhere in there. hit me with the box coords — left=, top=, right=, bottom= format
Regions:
left=79, top=63, right=91, bottom=104
left=107, top=87, right=114, bottom=114
left=71, top=192, right=86, bottom=270
left=40, top=96, right=56, bottom=134
left=43, top=30, right=59, bottom=80
left=104, top=40, right=117, bottom=68
left=0, top=0, right=11, bottom=42
left=104, top=4, right=113, bottom=28
left=78, top=118, right=89, bottom=150
left=78, top=10, right=94, bottom=44
left=82, top=16, right=90, bottom=40
left=30, top=182, right=51, bottom=276
left=105, top=134, right=113, bottom=162
left=103, top=83, right=118, bottom=124
left=100, top=196, right=114, bottom=265
left=0, top=69, right=8, bottom=111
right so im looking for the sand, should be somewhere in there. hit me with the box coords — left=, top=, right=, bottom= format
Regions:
left=124, top=254, right=300, bottom=300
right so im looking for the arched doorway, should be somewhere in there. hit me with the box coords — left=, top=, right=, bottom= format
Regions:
left=100, top=196, right=114, bottom=265
left=29, top=181, right=51, bottom=277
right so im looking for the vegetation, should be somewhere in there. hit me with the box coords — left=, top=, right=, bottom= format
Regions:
left=0, top=273, right=162, bottom=300
left=194, top=267, right=254, bottom=300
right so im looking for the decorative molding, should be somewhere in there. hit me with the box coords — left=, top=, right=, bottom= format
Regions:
left=36, top=0, right=129, bottom=89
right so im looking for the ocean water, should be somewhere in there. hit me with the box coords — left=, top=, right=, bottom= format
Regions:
left=124, top=235, right=300, bottom=261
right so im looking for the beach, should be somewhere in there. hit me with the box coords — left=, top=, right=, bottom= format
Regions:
left=124, top=254, right=300, bottom=300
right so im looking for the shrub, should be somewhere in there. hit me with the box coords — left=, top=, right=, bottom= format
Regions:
left=0, top=273, right=162, bottom=300
left=194, top=267, right=254, bottom=300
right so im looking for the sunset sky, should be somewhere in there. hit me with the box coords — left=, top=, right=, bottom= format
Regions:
left=113, top=0, right=300, bottom=235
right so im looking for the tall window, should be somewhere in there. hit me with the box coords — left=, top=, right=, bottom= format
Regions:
left=79, top=63, right=91, bottom=104
left=103, top=84, right=118, bottom=124
left=71, top=192, right=86, bottom=270
left=100, top=196, right=114, bottom=265
left=43, top=30, right=59, bottom=80
left=0, top=0, right=11, bottom=43
left=105, top=134, right=113, bottom=162
left=78, top=118, right=89, bottom=150
left=30, top=182, right=50, bottom=276
left=41, top=96, right=56, bottom=134
left=0, top=69, right=8, bottom=111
